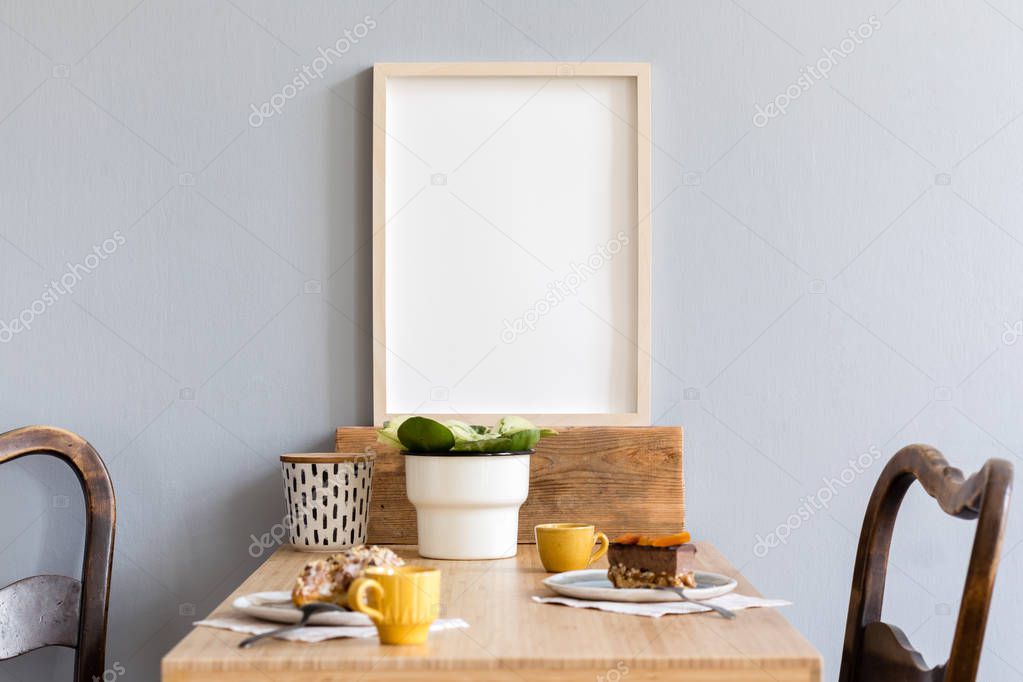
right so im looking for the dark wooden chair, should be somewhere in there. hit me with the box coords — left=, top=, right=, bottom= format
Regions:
left=0, top=426, right=115, bottom=682
left=840, top=445, right=1013, bottom=682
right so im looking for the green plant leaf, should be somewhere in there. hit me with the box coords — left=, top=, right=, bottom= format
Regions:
left=494, top=416, right=535, bottom=434
left=493, top=416, right=557, bottom=439
left=377, top=415, right=411, bottom=449
left=444, top=420, right=484, bottom=444
left=450, top=435, right=512, bottom=452
left=396, top=416, right=455, bottom=453
left=449, top=428, right=541, bottom=452
left=501, top=428, right=542, bottom=451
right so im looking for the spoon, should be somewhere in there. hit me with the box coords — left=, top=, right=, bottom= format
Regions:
left=238, top=602, right=349, bottom=648
left=658, top=586, right=736, bottom=619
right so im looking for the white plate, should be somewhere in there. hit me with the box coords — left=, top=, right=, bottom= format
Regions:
left=543, top=569, right=738, bottom=603
left=232, top=591, right=372, bottom=626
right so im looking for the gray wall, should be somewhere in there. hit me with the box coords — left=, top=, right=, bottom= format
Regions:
left=1, top=1, right=1021, bottom=680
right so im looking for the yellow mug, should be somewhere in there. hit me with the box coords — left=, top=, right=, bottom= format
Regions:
left=348, top=566, right=440, bottom=645
left=535, top=523, right=609, bottom=573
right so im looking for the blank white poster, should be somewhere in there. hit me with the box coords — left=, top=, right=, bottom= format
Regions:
left=383, top=75, right=639, bottom=416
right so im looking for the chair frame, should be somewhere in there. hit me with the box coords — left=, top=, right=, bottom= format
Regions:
left=0, top=426, right=115, bottom=682
left=840, top=444, right=1012, bottom=682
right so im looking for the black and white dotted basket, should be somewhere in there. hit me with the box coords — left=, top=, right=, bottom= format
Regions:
left=280, top=453, right=375, bottom=551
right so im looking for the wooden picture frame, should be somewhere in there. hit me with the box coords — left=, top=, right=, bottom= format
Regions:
left=373, top=62, right=651, bottom=426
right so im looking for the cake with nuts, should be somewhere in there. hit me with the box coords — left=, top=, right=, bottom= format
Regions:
left=607, top=532, right=697, bottom=589
left=292, top=545, right=404, bottom=607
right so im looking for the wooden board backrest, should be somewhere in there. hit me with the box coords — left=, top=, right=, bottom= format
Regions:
left=335, top=426, right=684, bottom=544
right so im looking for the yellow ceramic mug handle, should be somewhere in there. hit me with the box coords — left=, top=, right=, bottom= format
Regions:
left=588, top=531, right=609, bottom=566
left=348, top=577, right=385, bottom=624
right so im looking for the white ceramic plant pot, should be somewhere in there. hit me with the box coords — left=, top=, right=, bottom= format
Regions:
left=404, top=452, right=531, bottom=560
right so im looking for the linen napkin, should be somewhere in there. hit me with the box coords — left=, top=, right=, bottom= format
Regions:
left=195, top=615, right=469, bottom=643
left=532, top=592, right=790, bottom=617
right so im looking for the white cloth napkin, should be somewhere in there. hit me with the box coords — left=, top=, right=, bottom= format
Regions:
left=195, top=615, right=469, bottom=643
left=532, top=592, right=790, bottom=617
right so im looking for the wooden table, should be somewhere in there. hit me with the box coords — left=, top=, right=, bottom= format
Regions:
left=162, top=543, right=821, bottom=681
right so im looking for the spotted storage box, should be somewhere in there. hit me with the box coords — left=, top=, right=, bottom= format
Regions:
left=280, top=452, right=375, bottom=551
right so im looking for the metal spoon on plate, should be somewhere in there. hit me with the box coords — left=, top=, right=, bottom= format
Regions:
left=657, top=586, right=736, bottom=619
left=238, top=602, right=349, bottom=648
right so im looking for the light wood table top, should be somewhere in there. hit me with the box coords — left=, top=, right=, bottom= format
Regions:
left=162, top=543, right=821, bottom=682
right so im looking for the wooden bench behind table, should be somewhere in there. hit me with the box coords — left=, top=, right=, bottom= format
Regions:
left=335, top=425, right=686, bottom=542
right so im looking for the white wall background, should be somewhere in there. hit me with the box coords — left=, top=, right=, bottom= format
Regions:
left=1, top=1, right=1021, bottom=680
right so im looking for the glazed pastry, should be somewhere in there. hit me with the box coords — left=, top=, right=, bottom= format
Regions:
left=607, top=532, right=698, bottom=589
left=292, top=545, right=404, bottom=607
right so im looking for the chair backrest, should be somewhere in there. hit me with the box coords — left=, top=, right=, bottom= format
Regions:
left=840, top=445, right=1012, bottom=682
left=0, top=426, right=115, bottom=682
left=336, top=425, right=684, bottom=544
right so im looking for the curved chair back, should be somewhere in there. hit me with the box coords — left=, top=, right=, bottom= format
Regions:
left=840, top=445, right=1012, bottom=682
left=0, top=426, right=115, bottom=682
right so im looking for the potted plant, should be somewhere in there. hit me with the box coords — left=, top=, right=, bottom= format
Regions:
left=378, top=416, right=556, bottom=560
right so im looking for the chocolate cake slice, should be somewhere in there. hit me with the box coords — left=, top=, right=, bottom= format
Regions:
left=607, top=542, right=698, bottom=589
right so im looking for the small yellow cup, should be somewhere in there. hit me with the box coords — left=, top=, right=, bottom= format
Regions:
left=348, top=566, right=440, bottom=645
left=535, top=523, right=609, bottom=573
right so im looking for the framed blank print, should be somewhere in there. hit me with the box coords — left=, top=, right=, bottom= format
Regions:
left=373, top=62, right=651, bottom=425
